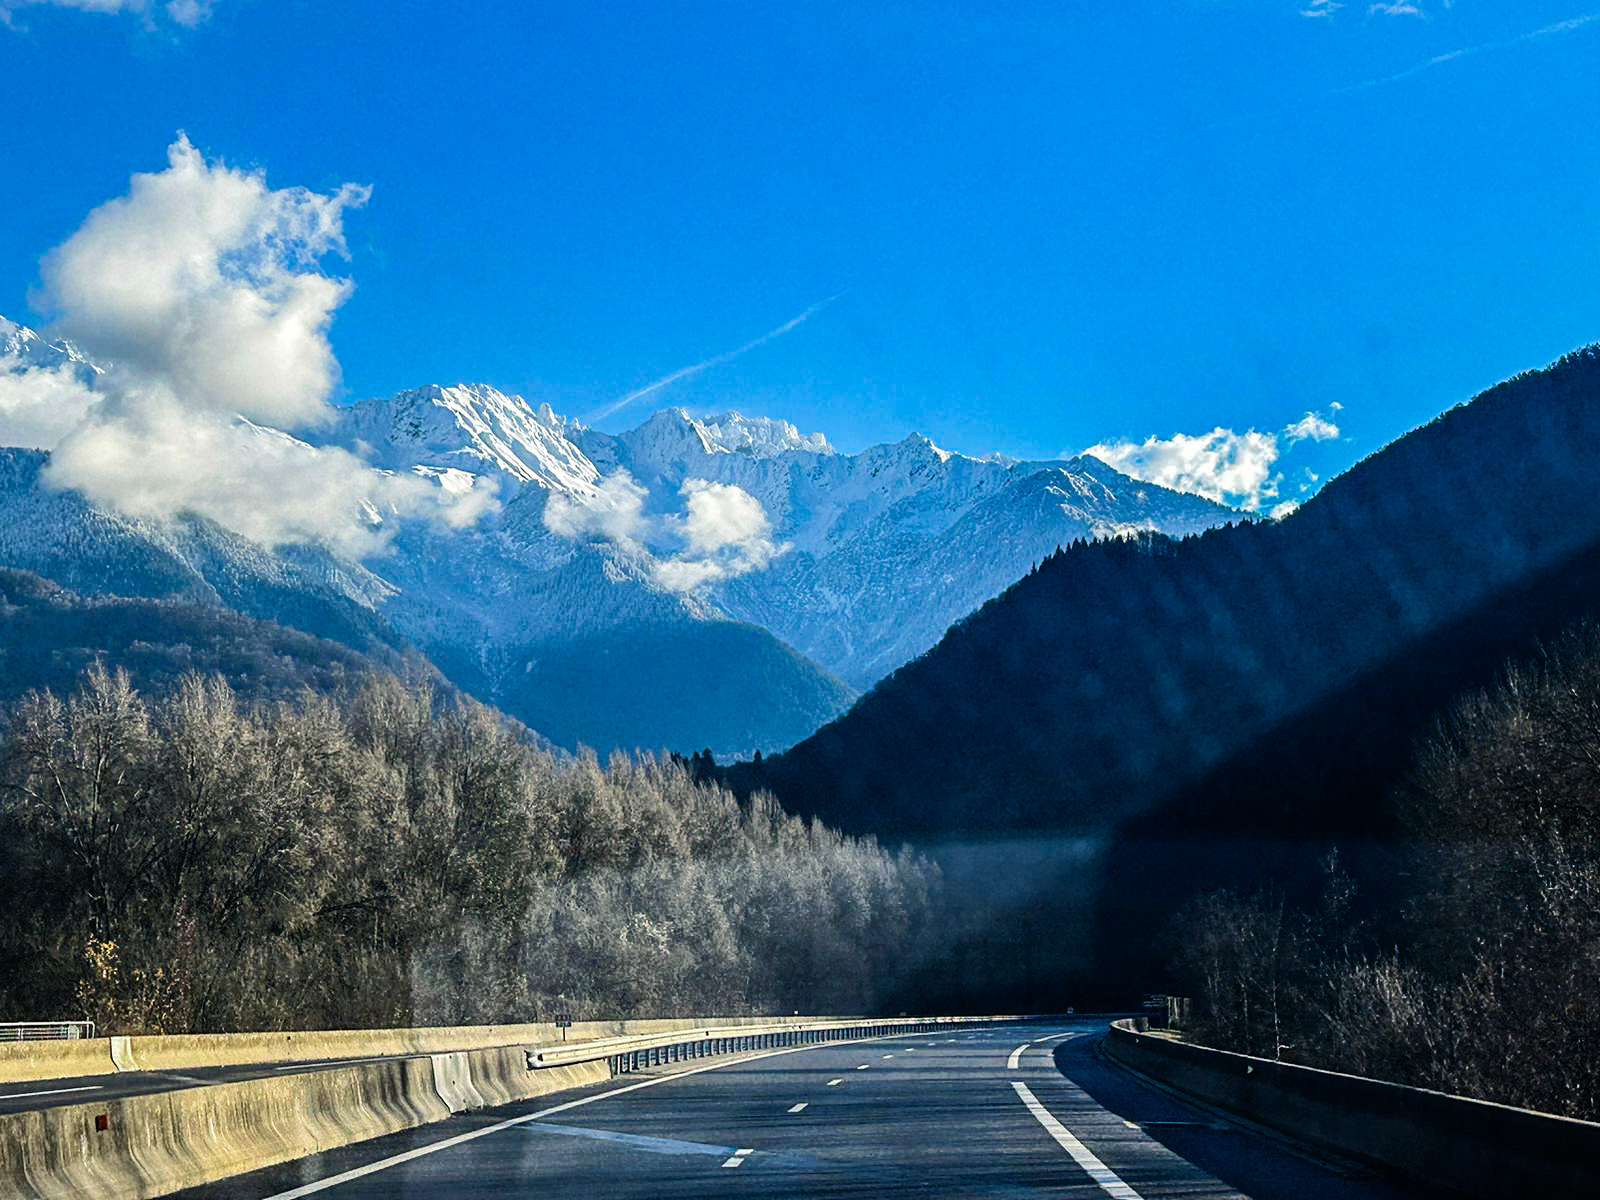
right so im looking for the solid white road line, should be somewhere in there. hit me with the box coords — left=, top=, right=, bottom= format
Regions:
left=721, top=1147, right=754, bottom=1168
left=0, top=1084, right=101, bottom=1101
left=1011, top=1082, right=1145, bottom=1200
left=787, top=1102, right=808, bottom=1113
left=1007, top=1043, right=1029, bottom=1070
left=259, top=1037, right=885, bottom=1199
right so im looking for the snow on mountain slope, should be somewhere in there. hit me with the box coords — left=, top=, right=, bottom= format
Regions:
left=0, top=315, right=1236, bottom=753
left=0, top=447, right=401, bottom=653
left=568, top=408, right=1237, bottom=685
left=1, top=316, right=100, bottom=381
left=331, top=384, right=600, bottom=494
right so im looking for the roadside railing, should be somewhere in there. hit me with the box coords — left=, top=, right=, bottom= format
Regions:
left=526, top=1015, right=1014, bottom=1077
left=0, top=1021, right=95, bottom=1042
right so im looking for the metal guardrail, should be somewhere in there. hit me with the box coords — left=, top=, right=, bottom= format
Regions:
left=0, top=1021, right=96, bottom=1042
left=525, top=1015, right=1018, bottom=1077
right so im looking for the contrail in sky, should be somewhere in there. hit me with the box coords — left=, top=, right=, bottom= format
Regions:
left=1335, top=11, right=1600, bottom=94
left=587, top=292, right=845, bottom=423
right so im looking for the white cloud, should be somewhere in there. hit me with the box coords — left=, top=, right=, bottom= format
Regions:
left=1082, top=407, right=1342, bottom=512
left=51, top=408, right=496, bottom=557
left=1084, top=428, right=1284, bottom=510
left=1285, top=411, right=1340, bottom=443
left=41, top=134, right=366, bottom=430
left=1, top=0, right=215, bottom=27
left=1302, top=0, right=1450, bottom=17
left=677, top=479, right=776, bottom=559
left=0, top=356, right=99, bottom=450
left=16, top=135, right=495, bottom=555
left=650, top=556, right=732, bottom=593
left=543, top=471, right=786, bottom=593
left=543, top=469, right=649, bottom=546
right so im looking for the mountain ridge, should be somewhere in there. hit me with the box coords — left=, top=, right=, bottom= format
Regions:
left=0, top=314, right=1238, bottom=754
left=736, top=342, right=1600, bottom=837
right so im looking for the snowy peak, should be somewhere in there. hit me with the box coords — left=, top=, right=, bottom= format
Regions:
left=0, top=315, right=100, bottom=383
left=333, top=383, right=600, bottom=495
left=695, top=411, right=833, bottom=458
left=589, top=408, right=833, bottom=478
left=615, top=408, right=721, bottom=465
left=895, top=431, right=954, bottom=463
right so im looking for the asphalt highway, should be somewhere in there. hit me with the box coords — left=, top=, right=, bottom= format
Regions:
left=169, top=1022, right=1461, bottom=1199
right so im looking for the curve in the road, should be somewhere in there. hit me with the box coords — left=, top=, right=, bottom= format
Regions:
left=170, top=1023, right=1457, bottom=1200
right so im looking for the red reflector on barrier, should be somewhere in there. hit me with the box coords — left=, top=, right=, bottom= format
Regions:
left=94, top=1113, right=109, bottom=1132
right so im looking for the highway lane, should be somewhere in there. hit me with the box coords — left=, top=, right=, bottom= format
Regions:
left=176, top=1022, right=1461, bottom=1199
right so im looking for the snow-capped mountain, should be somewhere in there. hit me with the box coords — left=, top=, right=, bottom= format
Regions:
left=0, top=316, right=1237, bottom=756
left=332, top=383, right=599, bottom=494
left=568, top=408, right=1235, bottom=685
left=326, top=390, right=1235, bottom=687
left=1, top=316, right=100, bottom=382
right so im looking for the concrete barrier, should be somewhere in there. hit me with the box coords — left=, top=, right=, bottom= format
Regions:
left=0, top=1046, right=619, bottom=1200
left=0, top=1054, right=449, bottom=1200
left=1104, top=1020, right=1600, bottom=1200
left=0, top=1039, right=116, bottom=1086
left=0, top=1014, right=888, bottom=1084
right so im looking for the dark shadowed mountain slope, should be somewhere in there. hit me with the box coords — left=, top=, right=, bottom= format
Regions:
left=739, top=345, right=1600, bottom=843
left=0, top=567, right=430, bottom=706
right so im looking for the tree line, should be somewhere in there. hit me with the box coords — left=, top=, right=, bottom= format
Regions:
left=1163, top=619, right=1600, bottom=1121
left=0, top=664, right=941, bottom=1034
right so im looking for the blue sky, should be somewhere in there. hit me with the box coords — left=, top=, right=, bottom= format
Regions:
left=2, top=0, right=1597, bottom=511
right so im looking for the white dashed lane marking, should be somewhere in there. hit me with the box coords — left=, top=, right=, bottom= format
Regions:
left=788, top=1103, right=807, bottom=1113
left=721, top=1147, right=754, bottom=1169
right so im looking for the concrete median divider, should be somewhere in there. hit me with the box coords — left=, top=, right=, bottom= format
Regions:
left=1103, top=1019, right=1600, bottom=1200
left=0, top=1039, right=116, bottom=1087
left=0, top=1054, right=450, bottom=1200
left=0, top=1013, right=887, bottom=1084
left=0, top=1042, right=619, bottom=1200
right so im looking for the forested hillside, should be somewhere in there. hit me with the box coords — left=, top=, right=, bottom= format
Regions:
left=721, top=346, right=1600, bottom=1004
left=745, top=345, right=1600, bottom=839
left=0, top=567, right=425, bottom=707
left=0, top=665, right=940, bottom=1032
